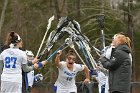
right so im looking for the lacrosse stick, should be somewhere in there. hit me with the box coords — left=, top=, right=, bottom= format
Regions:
left=45, top=37, right=73, bottom=61
left=64, top=26, right=98, bottom=69
left=71, top=20, right=102, bottom=55
left=82, top=41, right=97, bottom=69
left=70, top=42, right=85, bottom=65
left=37, top=17, right=70, bottom=59
left=36, top=15, right=54, bottom=57
left=79, top=41, right=91, bottom=69
left=96, top=14, right=105, bottom=49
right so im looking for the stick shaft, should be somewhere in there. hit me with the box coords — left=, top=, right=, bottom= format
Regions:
left=101, top=29, right=105, bottom=49
left=36, top=15, right=54, bottom=57
left=72, top=46, right=85, bottom=65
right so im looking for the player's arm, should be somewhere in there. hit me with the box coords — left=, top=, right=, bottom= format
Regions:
left=83, top=65, right=90, bottom=84
left=27, top=58, right=48, bottom=68
left=22, top=64, right=34, bottom=72
left=37, top=60, right=48, bottom=68
left=22, top=53, right=37, bottom=72
left=31, top=57, right=39, bottom=64
left=55, top=50, right=62, bottom=68
left=41, top=60, right=47, bottom=66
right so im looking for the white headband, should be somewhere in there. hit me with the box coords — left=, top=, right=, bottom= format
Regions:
left=16, top=34, right=22, bottom=43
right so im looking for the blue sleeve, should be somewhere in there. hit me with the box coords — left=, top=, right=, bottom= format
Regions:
left=38, top=62, right=43, bottom=68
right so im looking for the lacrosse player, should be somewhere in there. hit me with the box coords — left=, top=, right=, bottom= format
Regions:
left=54, top=49, right=90, bottom=93
left=0, top=31, right=39, bottom=93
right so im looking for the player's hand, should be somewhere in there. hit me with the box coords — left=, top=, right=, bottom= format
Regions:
left=57, top=50, right=62, bottom=56
left=34, top=63, right=39, bottom=69
left=83, top=78, right=90, bottom=84
left=96, top=66, right=102, bottom=70
left=42, top=60, right=47, bottom=66
left=32, top=57, right=39, bottom=64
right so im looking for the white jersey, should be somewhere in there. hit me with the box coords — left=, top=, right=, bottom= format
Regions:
left=55, top=61, right=84, bottom=89
left=27, top=70, right=34, bottom=87
left=102, top=45, right=113, bottom=59
left=95, top=45, right=113, bottom=93
left=96, top=71, right=106, bottom=86
left=95, top=71, right=108, bottom=93
left=0, top=47, right=27, bottom=83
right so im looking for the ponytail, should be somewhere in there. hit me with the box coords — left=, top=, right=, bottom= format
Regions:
left=5, top=31, right=22, bottom=46
left=10, top=31, right=17, bottom=44
left=117, top=34, right=132, bottom=51
left=125, top=37, right=131, bottom=51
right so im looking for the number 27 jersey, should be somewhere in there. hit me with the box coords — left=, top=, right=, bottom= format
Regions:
left=55, top=61, right=84, bottom=88
left=0, top=48, right=27, bottom=83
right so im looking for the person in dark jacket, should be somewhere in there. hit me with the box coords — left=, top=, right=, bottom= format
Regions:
left=99, top=33, right=132, bottom=93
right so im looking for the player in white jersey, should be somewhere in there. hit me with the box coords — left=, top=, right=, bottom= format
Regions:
left=54, top=50, right=90, bottom=93
left=0, top=31, right=39, bottom=93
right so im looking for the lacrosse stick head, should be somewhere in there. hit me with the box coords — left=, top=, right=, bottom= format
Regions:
left=48, top=15, right=54, bottom=23
left=46, top=31, right=56, bottom=51
left=57, top=17, right=70, bottom=32
left=65, top=37, right=73, bottom=45
left=47, top=15, right=55, bottom=30
left=72, top=20, right=81, bottom=32
left=96, top=14, right=105, bottom=29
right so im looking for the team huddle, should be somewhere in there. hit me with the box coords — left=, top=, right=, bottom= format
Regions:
left=0, top=31, right=132, bottom=93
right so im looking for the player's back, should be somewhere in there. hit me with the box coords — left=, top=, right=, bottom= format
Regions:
left=0, top=48, right=27, bottom=83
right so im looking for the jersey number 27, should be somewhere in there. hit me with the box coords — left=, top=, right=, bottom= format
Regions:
left=5, top=57, right=17, bottom=68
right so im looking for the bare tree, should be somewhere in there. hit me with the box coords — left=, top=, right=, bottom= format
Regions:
left=0, top=0, right=9, bottom=89
left=0, top=0, right=8, bottom=38
left=127, top=0, right=136, bottom=93
left=53, top=0, right=67, bottom=21
left=76, top=0, right=81, bottom=19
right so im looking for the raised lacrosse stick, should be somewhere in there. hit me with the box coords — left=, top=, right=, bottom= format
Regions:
left=37, top=17, right=71, bottom=59
left=36, top=15, right=54, bottom=58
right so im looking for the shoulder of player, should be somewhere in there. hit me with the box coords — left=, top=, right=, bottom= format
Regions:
left=60, top=61, right=66, bottom=64
left=73, top=63, right=83, bottom=67
left=14, top=49, right=26, bottom=56
left=59, top=61, right=66, bottom=66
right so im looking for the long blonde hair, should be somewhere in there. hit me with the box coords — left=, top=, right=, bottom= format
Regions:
left=117, top=33, right=131, bottom=51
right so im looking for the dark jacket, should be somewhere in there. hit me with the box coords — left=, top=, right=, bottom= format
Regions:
left=99, top=44, right=132, bottom=93
left=0, top=44, right=9, bottom=53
